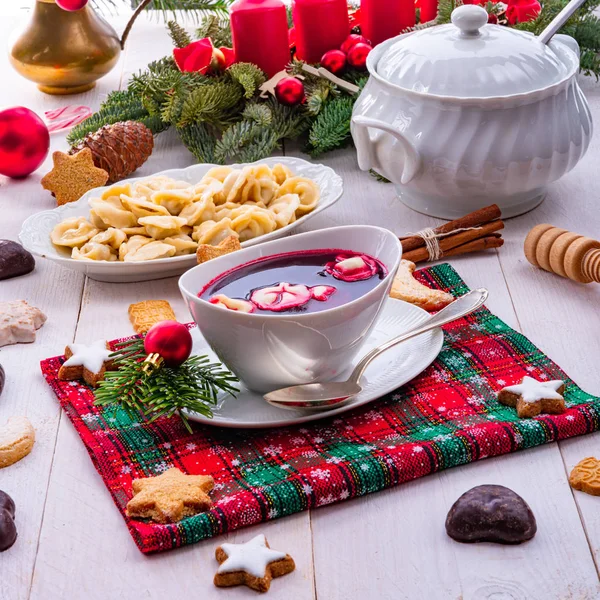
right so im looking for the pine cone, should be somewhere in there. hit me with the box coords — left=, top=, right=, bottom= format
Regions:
left=70, top=121, right=154, bottom=184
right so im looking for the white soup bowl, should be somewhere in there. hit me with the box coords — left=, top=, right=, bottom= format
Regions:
left=179, top=226, right=402, bottom=392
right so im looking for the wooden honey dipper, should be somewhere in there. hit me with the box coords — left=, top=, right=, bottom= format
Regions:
left=524, top=224, right=600, bottom=283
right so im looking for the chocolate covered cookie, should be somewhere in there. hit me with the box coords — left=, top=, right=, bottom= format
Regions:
left=446, top=484, right=536, bottom=544
left=0, top=240, right=35, bottom=280
left=0, top=491, right=17, bottom=552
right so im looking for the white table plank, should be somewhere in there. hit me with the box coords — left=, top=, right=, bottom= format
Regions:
left=0, top=10, right=126, bottom=600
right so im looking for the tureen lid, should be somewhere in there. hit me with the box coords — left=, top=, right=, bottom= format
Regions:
left=374, top=5, right=575, bottom=98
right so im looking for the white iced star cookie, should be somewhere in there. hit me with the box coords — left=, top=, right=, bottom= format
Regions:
left=498, top=375, right=566, bottom=418
left=57, top=340, right=116, bottom=388
left=214, top=534, right=295, bottom=592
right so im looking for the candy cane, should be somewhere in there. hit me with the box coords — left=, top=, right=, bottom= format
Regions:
left=44, top=105, right=92, bottom=134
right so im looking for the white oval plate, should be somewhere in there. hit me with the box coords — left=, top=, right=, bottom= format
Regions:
left=184, top=298, right=444, bottom=428
left=19, top=157, right=343, bottom=283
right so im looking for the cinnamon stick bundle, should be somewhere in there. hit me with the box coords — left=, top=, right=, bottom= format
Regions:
left=400, top=204, right=501, bottom=253
left=403, top=220, right=504, bottom=263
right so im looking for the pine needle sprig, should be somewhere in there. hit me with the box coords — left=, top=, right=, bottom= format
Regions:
left=167, top=20, right=192, bottom=48
left=177, top=122, right=218, bottom=162
left=195, top=13, right=233, bottom=47
left=94, top=338, right=239, bottom=433
left=307, top=95, right=354, bottom=156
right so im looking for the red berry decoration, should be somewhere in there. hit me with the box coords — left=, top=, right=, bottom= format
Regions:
left=340, top=34, right=371, bottom=55
left=144, top=321, right=193, bottom=368
left=56, top=0, right=89, bottom=10
left=487, top=13, right=498, bottom=23
left=320, top=49, right=347, bottom=75
left=346, top=42, right=373, bottom=70
left=275, top=77, right=306, bottom=106
left=0, top=107, right=49, bottom=179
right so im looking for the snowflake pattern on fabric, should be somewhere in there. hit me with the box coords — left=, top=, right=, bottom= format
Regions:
left=39, top=264, right=600, bottom=554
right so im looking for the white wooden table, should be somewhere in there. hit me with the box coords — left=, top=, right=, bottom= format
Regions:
left=2, top=8, right=600, bottom=600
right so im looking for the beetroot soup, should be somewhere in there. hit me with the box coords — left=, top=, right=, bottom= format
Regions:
left=199, top=249, right=387, bottom=315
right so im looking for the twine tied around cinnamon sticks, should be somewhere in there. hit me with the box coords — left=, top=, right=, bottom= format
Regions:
left=400, top=205, right=504, bottom=263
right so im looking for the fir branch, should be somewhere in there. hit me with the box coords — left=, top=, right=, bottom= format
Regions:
left=227, top=63, right=267, bottom=99
left=214, top=120, right=280, bottom=163
left=267, top=97, right=310, bottom=139
left=177, top=122, right=218, bottom=163
left=195, top=13, right=233, bottom=47
left=94, top=338, right=238, bottom=432
left=167, top=20, right=192, bottom=48
left=304, top=78, right=338, bottom=116
left=307, top=95, right=354, bottom=156
left=242, top=103, right=273, bottom=127
left=177, top=81, right=243, bottom=127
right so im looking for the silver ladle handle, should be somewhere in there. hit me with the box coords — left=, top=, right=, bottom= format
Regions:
left=348, top=288, right=489, bottom=385
left=538, top=0, right=587, bottom=45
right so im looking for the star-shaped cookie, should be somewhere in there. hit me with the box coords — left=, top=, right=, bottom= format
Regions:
left=214, top=534, right=295, bottom=592
left=569, top=457, right=600, bottom=496
left=57, top=340, right=116, bottom=388
left=0, top=300, right=46, bottom=347
left=126, top=467, right=214, bottom=523
left=497, top=375, right=566, bottom=418
left=41, top=148, right=109, bottom=206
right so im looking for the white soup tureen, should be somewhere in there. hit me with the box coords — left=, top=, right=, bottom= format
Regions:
left=351, top=4, right=593, bottom=218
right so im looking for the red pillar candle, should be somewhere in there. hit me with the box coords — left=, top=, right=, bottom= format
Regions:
left=230, top=0, right=290, bottom=77
left=419, top=0, right=438, bottom=23
left=361, top=0, right=415, bottom=46
left=292, top=0, right=350, bottom=64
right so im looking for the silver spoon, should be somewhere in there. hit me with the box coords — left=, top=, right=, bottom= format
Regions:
left=264, top=288, right=488, bottom=411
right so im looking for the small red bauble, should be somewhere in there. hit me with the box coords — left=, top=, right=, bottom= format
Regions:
left=56, top=0, right=88, bottom=10
left=320, top=49, right=347, bottom=74
left=144, top=321, right=193, bottom=368
left=487, top=13, right=498, bottom=23
left=0, top=107, right=50, bottom=179
left=275, top=77, right=306, bottom=106
left=340, top=34, right=371, bottom=54
left=346, top=42, right=372, bottom=70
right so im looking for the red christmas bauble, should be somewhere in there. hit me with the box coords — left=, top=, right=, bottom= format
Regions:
left=56, top=0, right=89, bottom=10
left=320, top=49, right=347, bottom=74
left=340, top=34, right=371, bottom=55
left=347, top=42, right=372, bottom=70
left=0, top=107, right=50, bottom=179
left=144, top=321, right=193, bottom=368
left=487, top=13, right=498, bottom=23
left=275, top=77, right=305, bottom=106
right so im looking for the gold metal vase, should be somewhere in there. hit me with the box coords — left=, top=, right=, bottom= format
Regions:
left=9, top=0, right=122, bottom=95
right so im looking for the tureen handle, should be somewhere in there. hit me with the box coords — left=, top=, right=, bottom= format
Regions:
left=351, top=116, right=421, bottom=185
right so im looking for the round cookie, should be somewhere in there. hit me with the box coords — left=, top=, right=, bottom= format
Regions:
left=0, top=417, right=35, bottom=468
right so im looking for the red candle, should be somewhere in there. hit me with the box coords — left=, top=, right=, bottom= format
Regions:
left=419, top=0, right=438, bottom=23
left=361, top=0, right=415, bottom=46
left=293, top=0, right=350, bottom=64
left=230, top=0, right=290, bottom=77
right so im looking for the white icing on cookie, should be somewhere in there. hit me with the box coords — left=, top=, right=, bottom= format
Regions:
left=500, top=376, right=564, bottom=403
left=63, top=340, right=112, bottom=374
left=217, top=534, right=286, bottom=579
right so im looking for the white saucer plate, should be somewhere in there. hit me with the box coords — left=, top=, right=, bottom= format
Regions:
left=185, top=298, right=444, bottom=428
left=19, top=156, right=343, bottom=283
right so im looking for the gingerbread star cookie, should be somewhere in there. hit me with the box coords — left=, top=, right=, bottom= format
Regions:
left=41, top=148, right=109, bottom=206
left=196, top=235, right=241, bottom=264
left=569, top=457, right=600, bottom=496
left=0, top=301, right=47, bottom=347
left=57, top=340, right=116, bottom=388
left=126, top=467, right=214, bottom=524
left=390, top=260, right=454, bottom=311
left=497, top=376, right=566, bottom=418
left=214, top=534, right=295, bottom=593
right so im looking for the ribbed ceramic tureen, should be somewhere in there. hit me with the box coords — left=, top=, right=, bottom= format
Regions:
left=351, top=4, right=592, bottom=218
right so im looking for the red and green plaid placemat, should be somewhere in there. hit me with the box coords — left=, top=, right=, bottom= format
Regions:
left=40, top=264, right=600, bottom=554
